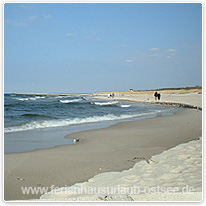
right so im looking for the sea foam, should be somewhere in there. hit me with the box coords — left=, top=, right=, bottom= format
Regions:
left=59, top=99, right=82, bottom=103
left=4, top=112, right=157, bottom=133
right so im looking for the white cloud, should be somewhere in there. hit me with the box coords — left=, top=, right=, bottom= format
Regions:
left=20, top=4, right=34, bottom=10
left=148, top=48, right=160, bottom=51
left=5, top=15, right=37, bottom=27
left=124, top=59, right=133, bottom=63
left=166, top=49, right=176, bottom=58
left=27, top=16, right=37, bottom=21
left=43, top=14, right=52, bottom=19
left=5, top=19, right=27, bottom=27
left=116, top=44, right=128, bottom=48
left=167, top=49, right=176, bottom=52
left=66, top=33, right=76, bottom=37
left=149, top=53, right=158, bottom=57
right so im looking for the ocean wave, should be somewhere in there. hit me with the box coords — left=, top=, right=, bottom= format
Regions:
left=53, top=95, right=72, bottom=99
left=89, top=101, right=131, bottom=108
left=34, top=96, right=45, bottom=99
left=90, top=101, right=120, bottom=106
left=58, top=99, right=82, bottom=103
left=119, top=104, right=131, bottom=108
left=22, top=113, right=55, bottom=119
left=4, top=112, right=155, bottom=133
left=14, top=98, right=29, bottom=101
left=12, top=96, right=45, bottom=101
left=4, top=104, right=15, bottom=107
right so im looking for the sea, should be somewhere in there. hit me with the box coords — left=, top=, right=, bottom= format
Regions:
left=4, top=93, right=181, bottom=153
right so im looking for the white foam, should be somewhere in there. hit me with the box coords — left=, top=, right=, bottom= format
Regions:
left=12, top=96, right=46, bottom=101
left=4, top=112, right=155, bottom=133
left=119, top=104, right=131, bottom=108
left=91, top=101, right=131, bottom=108
left=59, top=99, right=82, bottom=103
left=53, top=95, right=71, bottom=99
left=28, top=97, right=36, bottom=101
left=35, top=96, right=45, bottom=99
left=14, top=98, right=29, bottom=101
left=92, top=101, right=119, bottom=106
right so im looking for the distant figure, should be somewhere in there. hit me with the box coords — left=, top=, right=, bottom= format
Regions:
left=154, top=92, right=158, bottom=100
left=108, top=93, right=115, bottom=98
left=154, top=92, right=161, bottom=100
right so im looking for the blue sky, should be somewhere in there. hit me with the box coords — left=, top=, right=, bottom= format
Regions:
left=4, top=3, right=202, bottom=93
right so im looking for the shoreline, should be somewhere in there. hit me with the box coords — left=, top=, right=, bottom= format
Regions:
left=4, top=108, right=202, bottom=200
left=93, top=91, right=202, bottom=110
left=5, top=96, right=182, bottom=154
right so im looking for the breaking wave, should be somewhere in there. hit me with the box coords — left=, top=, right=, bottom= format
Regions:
left=89, top=101, right=131, bottom=108
left=4, top=112, right=156, bottom=133
left=13, top=96, right=46, bottom=101
left=58, top=99, right=82, bottom=103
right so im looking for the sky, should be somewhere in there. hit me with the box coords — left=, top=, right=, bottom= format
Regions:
left=4, top=3, right=202, bottom=93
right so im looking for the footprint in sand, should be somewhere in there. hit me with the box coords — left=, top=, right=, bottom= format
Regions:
left=121, top=175, right=140, bottom=183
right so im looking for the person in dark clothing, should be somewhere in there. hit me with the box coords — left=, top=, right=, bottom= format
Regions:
left=154, top=92, right=161, bottom=100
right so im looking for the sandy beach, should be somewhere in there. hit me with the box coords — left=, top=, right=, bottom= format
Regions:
left=93, top=89, right=202, bottom=109
left=4, top=91, right=202, bottom=201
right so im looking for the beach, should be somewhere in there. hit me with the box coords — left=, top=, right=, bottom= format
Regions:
left=4, top=91, right=202, bottom=201
left=93, top=89, right=202, bottom=109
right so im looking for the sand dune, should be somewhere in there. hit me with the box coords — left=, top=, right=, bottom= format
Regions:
left=40, top=135, right=202, bottom=201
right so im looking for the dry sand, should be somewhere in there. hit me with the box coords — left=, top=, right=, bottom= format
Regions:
left=4, top=91, right=202, bottom=201
left=41, top=136, right=202, bottom=201
left=93, top=91, right=202, bottom=109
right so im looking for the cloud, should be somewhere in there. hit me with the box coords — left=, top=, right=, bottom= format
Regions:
left=167, top=48, right=177, bottom=58
left=20, top=4, right=34, bottom=10
left=43, top=14, right=52, bottom=19
left=5, top=16, right=37, bottom=27
left=149, top=53, right=159, bottom=57
left=147, top=48, right=160, bottom=57
left=167, top=49, right=176, bottom=52
left=26, top=16, right=37, bottom=21
left=66, top=33, right=76, bottom=37
left=5, top=13, right=50, bottom=28
left=148, top=48, right=160, bottom=51
left=96, top=38, right=102, bottom=42
left=124, top=59, right=133, bottom=63
left=5, top=19, right=27, bottom=27
left=115, top=44, right=128, bottom=48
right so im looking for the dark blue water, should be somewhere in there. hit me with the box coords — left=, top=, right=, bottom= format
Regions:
left=4, top=93, right=180, bottom=153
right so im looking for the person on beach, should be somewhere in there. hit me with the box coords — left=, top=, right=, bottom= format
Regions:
left=108, top=93, right=114, bottom=98
left=154, top=92, right=161, bottom=100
